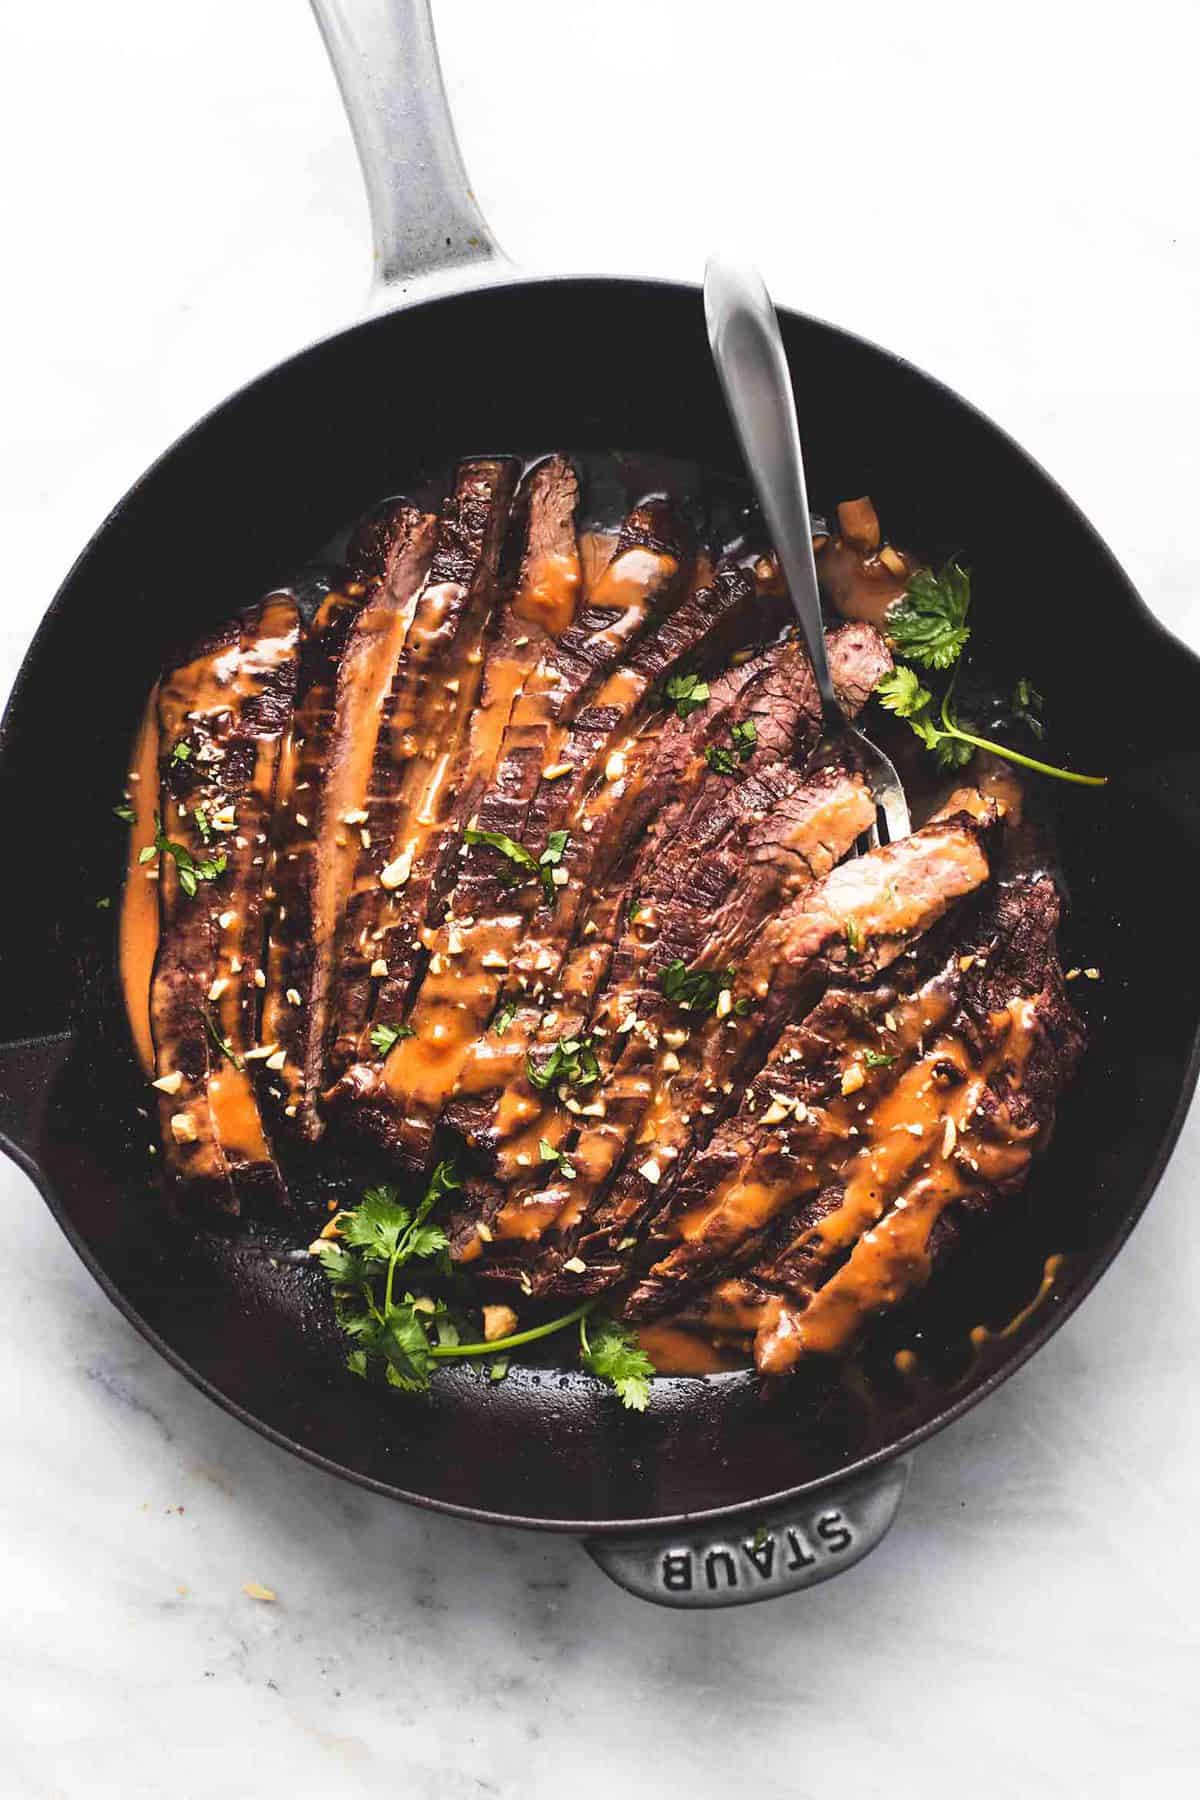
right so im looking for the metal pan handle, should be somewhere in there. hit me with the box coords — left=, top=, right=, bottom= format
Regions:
left=584, top=1456, right=910, bottom=1608
left=309, top=0, right=509, bottom=307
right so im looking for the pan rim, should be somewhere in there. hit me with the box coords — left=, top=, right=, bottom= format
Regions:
left=4, top=273, right=1198, bottom=1534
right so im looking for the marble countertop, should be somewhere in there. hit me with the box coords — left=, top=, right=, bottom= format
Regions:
left=2, top=2, right=1198, bottom=1793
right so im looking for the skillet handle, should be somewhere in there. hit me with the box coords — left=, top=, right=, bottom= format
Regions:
left=0, top=1032, right=74, bottom=1186
left=584, top=1456, right=911, bottom=1608
left=309, top=0, right=509, bottom=305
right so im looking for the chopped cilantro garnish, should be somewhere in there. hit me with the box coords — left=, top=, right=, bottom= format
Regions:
left=526, top=1035, right=600, bottom=1092
left=731, top=718, right=757, bottom=761
left=538, top=1137, right=577, bottom=1179
left=370, top=1022, right=414, bottom=1056
left=705, top=744, right=738, bottom=776
left=659, top=958, right=735, bottom=1015
left=665, top=671, right=711, bottom=720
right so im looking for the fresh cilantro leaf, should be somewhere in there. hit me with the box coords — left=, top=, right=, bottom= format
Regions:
left=144, top=815, right=227, bottom=894
left=579, top=1314, right=655, bottom=1412
left=935, top=733, right=975, bottom=771
left=526, top=1036, right=600, bottom=1092
left=113, top=802, right=135, bottom=823
left=340, top=1186, right=412, bottom=1262
left=170, top=741, right=192, bottom=764
left=369, top=1022, right=414, bottom=1056
left=381, top=1300, right=437, bottom=1390
left=315, top=1240, right=360, bottom=1286
left=875, top=664, right=932, bottom=721
left=538, top=1137, right=577, bottom=1179
left=705, top=744, right=738, bottom=776
left=96, top=896, right=112, bottom=910
left=863, top=1048, right=897, bottom=1068
left=874, top=665, right=1105, bottom=788
left=731, top=718, right=757, bottom=762
left=425, top=1159, right=463, bottom=1209
left=1012, top=676, right=1046, bottom=740
left=537, top=828, right=570, bottom=902
left=463, top=826, right=538, bottom=881
left=193, top=806, right=213, bottom=843
left=665, top=671, right=710, bottom=720
left=659, top=958, right=735, bottom=1015
left=465, top=825, right=565, bottom=905
left=888, top=563, right=972, bottom=670
left=492, top=1001, right=517, bottom=1036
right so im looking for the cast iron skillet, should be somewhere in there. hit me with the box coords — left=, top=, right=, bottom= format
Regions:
left=3, top=0, right=1199, bottom=1608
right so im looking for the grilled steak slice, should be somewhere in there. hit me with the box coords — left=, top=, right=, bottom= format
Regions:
left=751, top=873, right=1084, bottom=1372
left=324, top=459, right=518, bottom=1075
left=454, top=622, right=893, bottom=1182
left=259, top=579, right=380, bottom=1128
left=322, top=457, right=583, bottom=1096
left=260, top=505, right=438, bottom=1138
left=514, top=807, right=993, bottom=1297
left=150, top=593, right=300, bottom=1210
left=623, top=949, right=966, bottom=1318
left=473, top=763, right=876, bottom=1266
left=334, top=500, right=695, bottom=1156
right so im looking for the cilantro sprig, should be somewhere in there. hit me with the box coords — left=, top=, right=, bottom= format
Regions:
left=315, top=1165, right=654, bottom=1408
left=369, top=1022, right=414, bottom=1056
left=579, top=1314, right=654, bottom=1412
left=316, top=1170, right=458, bottom=1390
left=875, top=666, right=1106, bottom=787
left=875, top=562, right=1105, bottom=786
left=887, top=563, right=972, bottom=670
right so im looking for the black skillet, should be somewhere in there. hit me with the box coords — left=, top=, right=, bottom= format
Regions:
left=3, top=0, right=1198, bottom=1608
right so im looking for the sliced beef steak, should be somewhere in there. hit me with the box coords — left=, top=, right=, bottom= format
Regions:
left=454, top=622, right=894, bottom=1190
left=324, top=458, right=518, bottom=1076
left=336, top=504, right=707, bottom=1160
left=500, top=805, right=994, bottom=1297
left=150, top=593, right=300, bottom=1211
left=752, top=873, right=1084, bottom=1372
left=260, top=504, right=439, bottom=1138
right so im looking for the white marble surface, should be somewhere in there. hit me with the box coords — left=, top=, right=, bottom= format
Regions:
left=2, top=2, right=1199, bottom=1793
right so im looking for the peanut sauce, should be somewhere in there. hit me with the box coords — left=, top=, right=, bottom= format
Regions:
left=757, top=995, right=1044, bottom=1371
left=403, top=533, right=679, bottom=1129
left=118, top=682, right=161, bottom=1077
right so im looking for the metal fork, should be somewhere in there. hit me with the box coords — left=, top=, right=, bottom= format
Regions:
left=704, top=256, right=910, bottom=847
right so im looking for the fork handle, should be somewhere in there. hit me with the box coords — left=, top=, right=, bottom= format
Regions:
left=704, top=257, right=842, bottom=733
